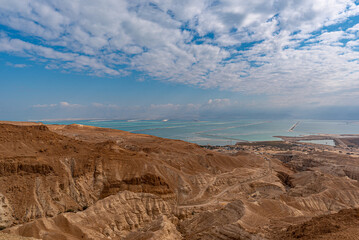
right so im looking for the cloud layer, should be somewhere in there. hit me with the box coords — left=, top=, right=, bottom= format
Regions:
left=1, top=0, right=359, bottom=106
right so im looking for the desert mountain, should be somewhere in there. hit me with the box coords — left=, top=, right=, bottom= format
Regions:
left=1, top=122, right=359, bottom=239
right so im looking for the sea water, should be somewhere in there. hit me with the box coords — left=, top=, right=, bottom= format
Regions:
left=43, top=119, right=359, bottom=146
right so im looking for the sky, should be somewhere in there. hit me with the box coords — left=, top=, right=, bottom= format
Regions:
left=1, top=0, right=359, bottom=121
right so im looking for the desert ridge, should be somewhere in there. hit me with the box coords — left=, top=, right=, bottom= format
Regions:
left=0, top=122, right=359, bottom=239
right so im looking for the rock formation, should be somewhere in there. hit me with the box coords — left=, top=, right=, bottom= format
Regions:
left=1, top=122, right=359, bottom=239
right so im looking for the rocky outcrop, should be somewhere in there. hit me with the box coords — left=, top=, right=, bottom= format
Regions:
left=0, top=194, right=14, bottom=228
left=123, top=215, right=182, bottom=240
left=275, top=208, right=359, bottom=240
left=5, top=191, right=174, bottom=240
left=100, top=174, right=174, bottom=200
left=178, top=200, right=262, bottom=240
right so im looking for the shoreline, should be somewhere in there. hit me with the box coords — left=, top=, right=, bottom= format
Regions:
left=2, top=120, right=359, bottom=151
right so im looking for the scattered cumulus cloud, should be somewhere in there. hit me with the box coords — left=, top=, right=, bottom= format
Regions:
left=1, top=0, right=359, bottom=106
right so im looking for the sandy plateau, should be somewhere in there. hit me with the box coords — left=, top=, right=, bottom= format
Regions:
left=0, top=122, right=359, bottom=239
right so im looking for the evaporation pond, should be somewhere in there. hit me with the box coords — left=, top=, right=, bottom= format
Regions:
left=298, top=139, right=335, bottom=146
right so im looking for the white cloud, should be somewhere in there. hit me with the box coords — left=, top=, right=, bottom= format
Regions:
left=59, top=101, right=81, bottom=108
left=92, top=103, right=119, bottom=108
left=0, top=34, right=122, bottom=76
left=347, top=39, right=359, bottom=47
left=32, top=103, right=57, bottom=108
left=207, top=98, right=231, bottom=107
left=348, top=23, right=359, bottom=32
left=92, top=103, right=104, bottom=107
left=1, top=0, right=359, bottom=106
left=6, top=62, right=29, bottom=68
left=32, top=102, right=81, bottom=108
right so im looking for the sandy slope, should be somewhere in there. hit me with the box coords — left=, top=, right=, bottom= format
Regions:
left=0, top=233, right=37, bottom=240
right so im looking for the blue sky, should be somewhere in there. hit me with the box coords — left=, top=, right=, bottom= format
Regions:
left=1, top=0, right=359, bottom=121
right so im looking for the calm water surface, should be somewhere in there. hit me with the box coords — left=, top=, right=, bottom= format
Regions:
left=44, top=119, right=359, bottom=146
left=298, top=139, right=336, bottom=146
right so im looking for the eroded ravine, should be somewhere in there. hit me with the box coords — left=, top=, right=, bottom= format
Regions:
left=1, top=122, right=359, bottom=239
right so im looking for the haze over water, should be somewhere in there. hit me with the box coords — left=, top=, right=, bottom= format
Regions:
left=44, top=119, right=359, bottom=145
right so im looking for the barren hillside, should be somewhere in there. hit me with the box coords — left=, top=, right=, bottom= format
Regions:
left=1, top=122, right=359, bottom=239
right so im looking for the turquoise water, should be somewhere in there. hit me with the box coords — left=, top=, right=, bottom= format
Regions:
left=43, top=119, right=359, bottom=146
left=298, top=139, right=336, bottom=146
